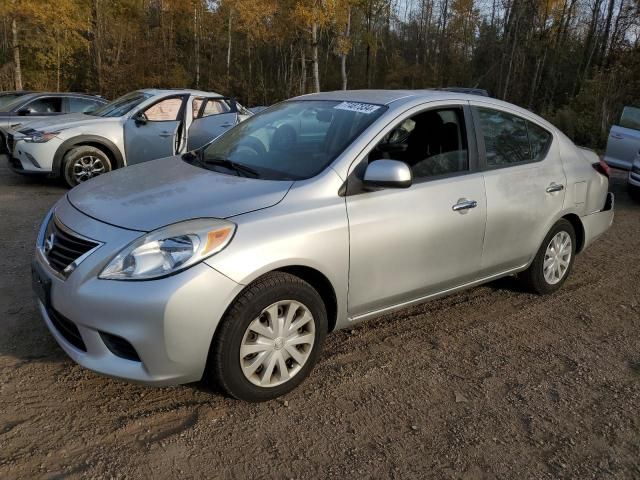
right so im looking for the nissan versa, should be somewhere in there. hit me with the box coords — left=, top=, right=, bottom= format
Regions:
left=32, top=90, right=614, bottom=401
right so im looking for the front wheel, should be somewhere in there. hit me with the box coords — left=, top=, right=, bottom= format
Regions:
left=519, top=219, right=576, bottom=294
left=62, top=146, right=112, bottom=188
left=206, top=272, right=327, bottom=401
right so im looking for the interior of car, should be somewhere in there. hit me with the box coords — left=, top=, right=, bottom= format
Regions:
left=368, top=108, right=469, bottom=179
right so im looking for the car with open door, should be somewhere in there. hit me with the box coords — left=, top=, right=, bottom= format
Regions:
left=4, top=89, right=250, bottom=186
left=31, top=90, right=614, bottom=401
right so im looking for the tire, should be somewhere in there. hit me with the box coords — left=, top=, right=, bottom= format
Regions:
left=206, top=272, right=327, bottom=402
left=62, top=145, right=112, bottom=188
left=519, top=219, right=576, bottom=294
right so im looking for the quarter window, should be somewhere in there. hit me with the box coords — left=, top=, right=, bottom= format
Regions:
left=368, top=107, right=469, bottom=180
left=528, top=121, right=552, bottom=161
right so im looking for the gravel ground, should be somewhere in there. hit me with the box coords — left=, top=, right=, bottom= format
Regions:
left=0, top=158, right=638, bottom=479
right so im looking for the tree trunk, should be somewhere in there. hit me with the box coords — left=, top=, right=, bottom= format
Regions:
left=226, top=10, right=233, bottom=80
left=340, top=7, right=351, bottom=90
left=194, top=3, right=200, bottom=88
left=11, top=18, right=22, bottom=90
left=311, top=21, right=320, bottom=92
left=91, top=0, right=103, bottom=94
left=300, top=46, right=306, bottom=94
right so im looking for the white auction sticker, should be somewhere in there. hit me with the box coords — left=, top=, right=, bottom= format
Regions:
left=334, top=101, right=381, bottom=114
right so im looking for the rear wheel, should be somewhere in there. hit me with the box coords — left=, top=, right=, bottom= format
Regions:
left=62, top=146, right=112, bottom=188
left=206, top=272, right=327, bottom=402
left=519, top=219, right=576, bottom=294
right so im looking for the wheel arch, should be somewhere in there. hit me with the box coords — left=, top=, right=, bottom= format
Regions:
left=561, top=213, right=586, bottom=253
left=53, top=135, right=124, bottom=175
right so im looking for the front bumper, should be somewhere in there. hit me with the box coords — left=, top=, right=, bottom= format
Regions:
left=33, top=197, right=243, bottom=386
left=10, top=137, right=59, bottom=174
left=628, top=171, right=640, bottom=189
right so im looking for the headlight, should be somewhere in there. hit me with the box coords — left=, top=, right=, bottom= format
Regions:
left=99, top=219, right=235, bottom=280
left=24, top=131, right=60, bottom=143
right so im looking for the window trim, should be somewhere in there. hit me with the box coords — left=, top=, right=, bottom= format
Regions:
left=348, top=102, right=479, bottom=191
left=470, top=104, right=554, bottom=171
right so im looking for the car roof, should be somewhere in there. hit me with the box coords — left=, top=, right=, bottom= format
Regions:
left=136, top=88, right=224, bottom=97
left=290, top=89, right=550, bottom=126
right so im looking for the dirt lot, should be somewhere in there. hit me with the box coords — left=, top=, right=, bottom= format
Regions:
left=0, top=158, right=638, bottom=479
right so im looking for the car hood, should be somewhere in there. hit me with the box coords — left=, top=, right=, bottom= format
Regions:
left=66, top=156, right=293, bottom=231
left=17, top=113, right=114, bottom=132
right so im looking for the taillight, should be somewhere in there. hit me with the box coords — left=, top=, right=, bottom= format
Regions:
left=593, top=158, right=611, bottom=178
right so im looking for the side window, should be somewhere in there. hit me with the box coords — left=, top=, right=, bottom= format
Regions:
left=368, top=107, right=469, bottom=180
left=192, top=97, right=204, bottom=119
left=476, top=107, right=530, bottom=166
left=202, top=99, right=232, bottom=118
left=528, top=121, right=552, bottom=161
left=23, top=97, right=63, bottom=114
left=68, top=97, right=103, bottom=113
left=619, top=106, right=640, bottom=131
left=143, top=97, right=183, bottom=121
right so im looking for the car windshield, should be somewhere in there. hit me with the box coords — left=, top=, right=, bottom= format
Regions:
left=89, top=91, right=152, bottom=117
left=190, top=100, right=387, bottom=180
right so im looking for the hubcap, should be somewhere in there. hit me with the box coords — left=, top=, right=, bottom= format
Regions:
left=72, top=156, right=106, bottom=182
left=240, top=300, right=315, bottom=388
left=543, top=231, right=572, bottom=285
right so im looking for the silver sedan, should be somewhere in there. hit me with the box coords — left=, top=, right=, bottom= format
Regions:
left=32, top=90, right=614, bottom=401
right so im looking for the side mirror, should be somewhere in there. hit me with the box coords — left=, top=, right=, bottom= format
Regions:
left=133, top=112, right=147, bottom=125
left=17, top=108, right=31, bottom=116
left=363, top=160, right=412, bottom=190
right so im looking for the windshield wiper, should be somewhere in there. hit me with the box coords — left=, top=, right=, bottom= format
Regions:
left=202, top=156, right=260, bottom=178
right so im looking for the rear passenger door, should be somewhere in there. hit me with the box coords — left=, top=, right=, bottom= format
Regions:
left=471, top=103, right=566, bottom=275
left=604, top=106, right=640, bottom=170
left=187, top=97, right=238, bottom=150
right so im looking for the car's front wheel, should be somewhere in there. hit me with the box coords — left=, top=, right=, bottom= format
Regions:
left=519, top=218, right=576, bottom=294
left=62, top=146, right=112, bottom=187
left=206, top=272, right=327, bottom=401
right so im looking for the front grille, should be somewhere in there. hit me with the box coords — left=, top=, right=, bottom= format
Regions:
left=44, top=218, right=99, bottom=275
left=48, top=307, right=87, bottom=351
left=99, top=332, right=141, bottom=362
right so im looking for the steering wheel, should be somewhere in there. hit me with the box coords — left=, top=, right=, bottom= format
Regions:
left=236, top=136, right=266, bottom=157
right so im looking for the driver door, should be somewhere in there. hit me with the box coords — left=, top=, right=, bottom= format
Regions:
left=346, top=103, right=487, bottom=318
left=124, top=95, right=187, bottom=165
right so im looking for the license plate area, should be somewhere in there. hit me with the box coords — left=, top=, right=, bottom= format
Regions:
left=31, top=260, right=51, bottom=308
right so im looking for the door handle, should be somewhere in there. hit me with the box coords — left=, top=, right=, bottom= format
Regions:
left=546, top=183, right=565, bottom=193
left=158, top=132, right=173, bottom=138
left=610, top=133, right=623, bottom=140
left=452, top=199, right=478, bottom=212
left=220, top=123, right=234, bottom=128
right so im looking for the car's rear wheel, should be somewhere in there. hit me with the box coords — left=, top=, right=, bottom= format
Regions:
left=206, top=272, right=327, bottom=401
left=519, top=219, right=576, bottom=294
left=62, top=146, right=112, bottom=188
